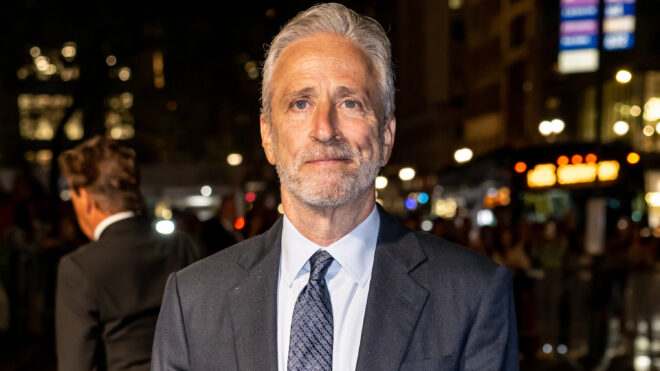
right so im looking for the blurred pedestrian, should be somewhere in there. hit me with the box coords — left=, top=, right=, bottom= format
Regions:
left=56, top=135, right=199, bottom=371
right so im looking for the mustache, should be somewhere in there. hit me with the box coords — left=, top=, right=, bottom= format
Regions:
left=295, top=141, right=360, bottom=165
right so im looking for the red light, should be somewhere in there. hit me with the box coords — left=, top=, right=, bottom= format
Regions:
left=557, top=156, right=569, bottom=166
left=627, top=152, right=640, bottom=165
left=245, top=192, right=256, bottom=203
left=585, top=153, right=597, bottom=163
left=514, top=162, right=527, bottom=173
left=234, top=217, right=245, bottom=230
left=571, top=154, right=583, bottom=164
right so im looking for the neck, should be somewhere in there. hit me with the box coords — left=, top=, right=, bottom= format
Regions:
left=281, top=186, right=376, bottom=247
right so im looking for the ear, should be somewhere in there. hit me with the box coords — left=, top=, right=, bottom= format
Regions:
left=78, top=188, right=94, bottom=214
left=260, top=114, right=276, bottom=165
left=380, top=116, right=396, bottom=166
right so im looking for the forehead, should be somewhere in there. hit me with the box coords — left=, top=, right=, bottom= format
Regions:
left=271, top=32, right=375, bottom=94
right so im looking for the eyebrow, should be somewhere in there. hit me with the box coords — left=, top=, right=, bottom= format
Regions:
left=334, top=86, right=361, bottom=98
left=284, top=87, right=318, bottom=101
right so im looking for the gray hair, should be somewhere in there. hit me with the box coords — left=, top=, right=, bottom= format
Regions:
left=261, top=2, right=395, bottom=126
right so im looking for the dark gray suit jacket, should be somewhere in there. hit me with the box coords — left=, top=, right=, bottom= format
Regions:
left=56, top=217, right=200, bottom=371
left=152, top=207, right=518, bottom=370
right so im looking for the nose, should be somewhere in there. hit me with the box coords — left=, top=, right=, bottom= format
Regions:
left=310, top=100, right=340, bottom=143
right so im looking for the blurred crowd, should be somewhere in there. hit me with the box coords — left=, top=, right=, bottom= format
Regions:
left=0, top=168, right=659, bottom=370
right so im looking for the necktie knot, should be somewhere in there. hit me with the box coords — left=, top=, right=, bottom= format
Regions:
left=309, top=250, right=334, bottom=282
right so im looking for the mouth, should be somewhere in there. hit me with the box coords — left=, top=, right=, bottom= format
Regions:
left=305, top=158, right=350, bottom=164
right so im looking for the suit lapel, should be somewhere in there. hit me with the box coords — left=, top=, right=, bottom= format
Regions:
left=229, top=219, right=282, bottom=371
left=356, top=207, right=429, bottom=370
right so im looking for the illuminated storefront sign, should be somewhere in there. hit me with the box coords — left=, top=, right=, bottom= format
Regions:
left=527, top=160, right=620, bottom=188
left=603, top=0, right=636, bottom=51
left=558, top=0, right=600, bottom=73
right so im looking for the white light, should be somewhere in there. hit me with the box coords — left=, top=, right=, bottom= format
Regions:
left=631, top=105, right=642, bottom=117
left=558, top=48, right=599, bottom=74
left=34, top=56, right=49, bottom=72
left=550, top=119, right=565, bottom=134
left=615, top=69, right=632, bottom=84
left=227, top=153, right=243, bottom=166
left=162, top=209, right=173, bottom=220
left=421, top=220, right=433, bottom=231
left=646, top=98, right=660, bottom=121
left=375, top=176, right=388, bottom=189
left=542, top=343, right=553, bottom=354
left=399, top=167, right=415, bottom=181
left=454, top=148, right=473, bottom=164
left=106, top=55, right=117, bottom=66
left=448, top=0, right=463, bottom=10
left=185, top=195, right=214, bottom=207
left=634, top=355, right=651, bottom=370
left=643, top=125, right=655, bottom=136
left=200, top=185, right=212, bottom=197
left=59, top=190, right=71, bottom=201
left=476, top=209, right=494, bottom=227
left=614, top=120, right=630, bottom=136
left=118, top=67, right=131, bottom=81
left=557, top=344, right=568, bottom=355
left=155, top=220, right=175, bottom=235
left=539, top=120, right=553, bottom=136
left=29, top=46, right=41, bottom=58
left=61, top=42, right=76, bottom=59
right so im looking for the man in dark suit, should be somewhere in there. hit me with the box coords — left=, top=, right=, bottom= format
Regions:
left=152, top=3, right=518, bottom=370
left=56, top=135, right=199, bottom=371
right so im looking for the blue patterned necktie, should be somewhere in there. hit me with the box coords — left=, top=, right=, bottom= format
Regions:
left=288, top=249, right=335, bottom=371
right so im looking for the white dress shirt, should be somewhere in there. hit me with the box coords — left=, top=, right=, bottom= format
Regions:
left=277, top=206, right=379, bottom=371
left=93, top=211, right=135, bottom=241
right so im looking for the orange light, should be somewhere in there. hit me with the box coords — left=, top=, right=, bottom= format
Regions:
left=514, top=161, right=527, bottom=173
left=627, top=152, right=640, bottom=165
left=571, top=154, right=583, bottom=164
left=585, top=153, right=598, bottom=163
left=557, top=155, right=569, bottom=166
left=234, top=217, right=245, bottom=230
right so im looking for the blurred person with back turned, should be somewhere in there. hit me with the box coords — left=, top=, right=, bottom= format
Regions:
left=152, top=3, right=518, bottom=370
left=56, top=135, right=199, bottom=371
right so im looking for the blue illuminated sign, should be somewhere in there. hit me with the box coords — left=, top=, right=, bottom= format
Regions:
left=603, top=0, right=636, bottom=51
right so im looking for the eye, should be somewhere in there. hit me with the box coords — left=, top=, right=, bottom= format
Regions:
left=294, top=100, right=308, bottom=110
left=343, top=100, right=358, bottom=109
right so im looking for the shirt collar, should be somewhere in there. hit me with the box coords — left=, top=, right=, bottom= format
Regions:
left=281, top=205, right=379, bottom=288
left=93, top=211, right=136, bottom=241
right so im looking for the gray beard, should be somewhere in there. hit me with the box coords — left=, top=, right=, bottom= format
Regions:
left=274, top=139, right=382, bottom=208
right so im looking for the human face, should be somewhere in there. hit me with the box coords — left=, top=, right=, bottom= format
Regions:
left=261, top=33, right=395, bottom=208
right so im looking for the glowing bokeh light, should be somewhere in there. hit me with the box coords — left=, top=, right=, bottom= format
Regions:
left=405, top=198, right=417, bottom=210
left=234, top=217, right=245, bottom=230
left=399, top=167, right=415, bottom=181
left=514, top=162, right=527, bottom=173
left=375, top=176, right=388, bottom=189
left=417, top=192, right=429, bottom=204
left=613, top=120, right=630, bottom=136
left=627, top=152, right=640, bottom=164
left=155, top=220, right=175, bottom=235
left=615, top=69, right=632, bottom=84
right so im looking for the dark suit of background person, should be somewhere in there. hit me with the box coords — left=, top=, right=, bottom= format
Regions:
left=152, top=3, right=518, bottom=370
left=56, top=136, right=199, bottom=371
